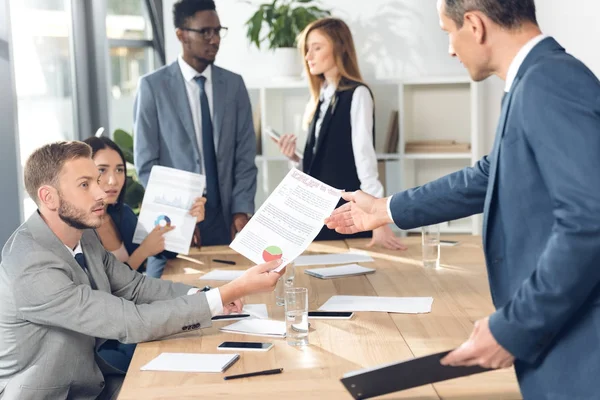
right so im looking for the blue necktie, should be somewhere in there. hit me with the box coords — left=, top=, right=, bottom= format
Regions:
left=194, top=76, right=221, bottom=209
left=74, top=253, right=88, bottom=272
left=74, top=252, right=96, bottom=289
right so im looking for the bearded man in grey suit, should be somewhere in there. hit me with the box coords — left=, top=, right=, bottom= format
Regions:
left=0, top=141, right=284, bottom=400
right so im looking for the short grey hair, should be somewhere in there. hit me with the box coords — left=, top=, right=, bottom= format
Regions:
left=444, top=0, right=537, bottom=29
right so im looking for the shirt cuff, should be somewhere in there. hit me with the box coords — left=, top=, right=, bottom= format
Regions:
left=205, top=288, right=224, bottom=317
left=187, top=287, right=224, bottom=317
left=386, top=196, right=394, bottom=222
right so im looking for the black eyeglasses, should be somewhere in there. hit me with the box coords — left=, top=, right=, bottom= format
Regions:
left=181, top=26, right=228, bottom=40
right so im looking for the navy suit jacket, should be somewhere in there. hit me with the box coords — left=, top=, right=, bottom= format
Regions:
left=389, top=38, right=600, bottom=399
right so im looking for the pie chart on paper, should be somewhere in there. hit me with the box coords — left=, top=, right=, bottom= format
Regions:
left=262, top=246, right=283, bottom=262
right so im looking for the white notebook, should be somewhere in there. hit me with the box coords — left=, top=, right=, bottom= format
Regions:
left=140, top=353, right=239, bottom=373
left=294, top=251, right=375, bottom=267
left=199, top=269, right=245, bottom=281
left=305, top=264, right=375, bottom=279
left=319, top=295, right=433, bottom=314
left=220, top=319, right=286, bottom=338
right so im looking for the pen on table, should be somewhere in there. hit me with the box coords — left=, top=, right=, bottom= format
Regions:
left=224, top=368, right=283, bottom=381
left=213, top=259, right=236, bottom=265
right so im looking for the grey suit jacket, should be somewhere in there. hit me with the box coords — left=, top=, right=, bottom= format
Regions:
left=0, top=212, right=212, bottom=400
left=133, top=62, right=258, bottom=229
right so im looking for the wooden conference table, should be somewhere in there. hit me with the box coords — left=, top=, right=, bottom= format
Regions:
left=119, top=236, right=521, bottom=399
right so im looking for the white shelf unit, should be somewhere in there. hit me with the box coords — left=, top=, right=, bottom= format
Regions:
left=247, top=76, right=482, bottom=235
left=399, top=77, right=483, bottom=235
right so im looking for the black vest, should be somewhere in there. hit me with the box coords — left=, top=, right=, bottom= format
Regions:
left=302, top=81, right=375, bottom=241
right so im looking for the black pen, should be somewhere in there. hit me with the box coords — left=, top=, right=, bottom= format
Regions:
left=213, top=259, right=236, bottom=265
left=224, top=367, right=283, bottom=380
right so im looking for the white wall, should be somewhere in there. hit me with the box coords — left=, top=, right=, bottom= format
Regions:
left=163, top=0, right=600, bottom=156
left=163, top=0, right=466, bottom=80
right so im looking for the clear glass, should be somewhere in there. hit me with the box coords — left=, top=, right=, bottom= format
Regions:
left=274, top=262, right=295, bottom=306
left=284, top=287, right=308, bottom=346
left=421, top=224, right=440, bottom=268
left=106, top=0, right=152, bottom=40
left=9, top=0, right=76, bottom=218
left=109, top=46, right=154, bottom=131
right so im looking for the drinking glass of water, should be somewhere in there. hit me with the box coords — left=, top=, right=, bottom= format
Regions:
left=275, top=262, right=295, bottom=306
left=284, top=287, right=309, bottom=346
left=421, top=224, right=440, bottom=269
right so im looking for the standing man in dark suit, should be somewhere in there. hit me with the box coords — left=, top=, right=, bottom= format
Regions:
left=134, top=0, right=257, bottom=273
left=325, top=0, right=600, bottom=398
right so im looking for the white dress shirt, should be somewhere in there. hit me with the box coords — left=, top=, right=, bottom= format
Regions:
left=311, top=82, right=384, bottom=198
left=178, top=55, right=215, bottom=176
left=385, top=34, right=548, bottom=222
left=65, top=242, right=224, bottom=316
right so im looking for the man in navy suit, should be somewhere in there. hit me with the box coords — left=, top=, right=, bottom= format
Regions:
left=325, top=0, right=600, bottom=398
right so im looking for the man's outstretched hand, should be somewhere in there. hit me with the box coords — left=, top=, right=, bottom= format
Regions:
left=325, top=191, right=393, bottom=234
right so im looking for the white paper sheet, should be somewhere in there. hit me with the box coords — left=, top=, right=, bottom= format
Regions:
left=305, top=264, right=375, bottom=279
left=294, top=251, right=375, bottom=267
left=220, top=319, right=286, bottom=338
left=140, top=353, right=239, bottom=373
left=133, top=166, right=205, bottom=255
left=199, top=269, right=245, bottom=281
left=230, top=168, right=341, bottom=272
left=241, top=304, right=269, bottom=319
left=318, top=296, right=433, bottom=314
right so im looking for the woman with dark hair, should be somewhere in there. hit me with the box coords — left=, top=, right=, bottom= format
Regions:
left=82, top=136, right=206, bottom=374
left=83, top=136, right=206, bottom=274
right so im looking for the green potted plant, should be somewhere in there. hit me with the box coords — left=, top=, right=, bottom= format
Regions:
left=244, top=0, right=330, bottom=78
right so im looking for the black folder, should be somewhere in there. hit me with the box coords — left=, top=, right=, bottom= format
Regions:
left=340, top=350, right=491, bottom=399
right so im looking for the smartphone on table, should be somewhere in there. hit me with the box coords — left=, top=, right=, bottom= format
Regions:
left=308, top=311, right=354, bottom=320
left=217, top=341, right=274, bottom=352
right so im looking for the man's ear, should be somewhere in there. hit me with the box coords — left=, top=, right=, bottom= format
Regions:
left=464, top=11, right=487, bottom=44
left=38, top=185, right=59, bottom=211
left=175, top=28, right=186, bottom=45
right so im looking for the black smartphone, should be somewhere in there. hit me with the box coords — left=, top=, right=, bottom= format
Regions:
left=211, top=314, right=250, bottom=321
left=308, top=311, right=354, bottom=319
left=217, top=341, right=274, bottom=352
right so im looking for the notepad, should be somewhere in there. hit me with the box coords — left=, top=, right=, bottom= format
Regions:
left=319, top=295, right=433, bottom=314
left=140, top=353, right=240, bottom=373
left=199, top=269, right=245, bottom=281
left=305, top=264, right=375, bottom=279
left=220, top=319, right=286, bottom=338
left=294, top=251, right=374, bottom=267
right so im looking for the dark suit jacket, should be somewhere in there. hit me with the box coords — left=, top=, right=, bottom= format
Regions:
left=389, top=37, right=600, bottom=399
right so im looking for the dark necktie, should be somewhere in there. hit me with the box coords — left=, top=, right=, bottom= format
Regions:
left=302, top=100, right=323, bottom=173
left=75, top=252, right=96, bottom=289
left=194, top=75, right=221, bottom=209
left=501, top=91, right=508, bottom=109
left=74, top=253, right=88, bottom=272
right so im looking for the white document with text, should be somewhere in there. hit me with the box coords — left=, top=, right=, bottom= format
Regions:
left=230, top=168, right=341, bottom=272
left=133, top=166, right=205, bottom=255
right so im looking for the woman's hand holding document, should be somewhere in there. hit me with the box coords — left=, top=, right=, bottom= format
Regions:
left=133, top=166, right=206, bottom=255
left=230, top=169, right=342, bottom=272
